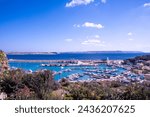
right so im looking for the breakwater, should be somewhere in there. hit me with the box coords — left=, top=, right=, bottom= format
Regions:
left=8, top=59, right=107, bottom=63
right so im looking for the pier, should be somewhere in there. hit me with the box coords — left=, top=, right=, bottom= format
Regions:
left=8, top=59, right=107, bottom=63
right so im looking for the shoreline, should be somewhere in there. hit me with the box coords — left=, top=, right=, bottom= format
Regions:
left=8, top=58, right=147, bottom=84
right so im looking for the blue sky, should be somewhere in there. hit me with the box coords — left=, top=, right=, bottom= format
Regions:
left=0, top=0, right=150, bottom=52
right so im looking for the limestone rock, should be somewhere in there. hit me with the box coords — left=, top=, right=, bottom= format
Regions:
left=0, top=50, right=9, bottom=78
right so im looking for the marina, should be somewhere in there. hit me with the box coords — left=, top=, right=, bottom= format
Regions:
left=7, top=53, right=148, bottom=83
left=9, top=59, right=145, bottom=83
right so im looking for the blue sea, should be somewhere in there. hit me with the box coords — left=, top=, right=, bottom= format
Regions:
left=8, top=53, right=148, bottom=81
left=7, top=53, right=148, bottom=60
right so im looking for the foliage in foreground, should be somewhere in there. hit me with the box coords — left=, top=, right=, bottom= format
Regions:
left=0, top=69, right=150, bottom=100
left=60, top=79, right=150, bottom=100
left=0, top=69, right=60, bottom=99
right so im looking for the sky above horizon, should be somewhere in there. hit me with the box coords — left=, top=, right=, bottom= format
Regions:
left=0, top=0, right=150, bottom=52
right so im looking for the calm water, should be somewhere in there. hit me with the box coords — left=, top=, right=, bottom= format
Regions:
left=9, top=62, right=125, bottom=80
left=8, top=53, right=148, bottom=81
left=7, top=53, right=148, bottom=60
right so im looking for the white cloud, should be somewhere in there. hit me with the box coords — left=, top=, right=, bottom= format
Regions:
left=66, top=0, right=94, bottom=7
left=128, top=38, right=134, bottom=41
left=82, top=22, right=104, bottom=29
left=86, top=35, right=100, bottom=39
left=94, top=35, right=100, bottom=38
left=127, top=32, right=134, bottom=41
left=73, top=24, right=80, bottom=28
left=101, top=0, right=106, bottom=4
left=73, top=22, right=104, bottom=29
left=81, top=39, right=105, bottom=46
left=144, top=3, right=150, bottom=7
left=127, top=32, right=133, bottom=36
left=65, top=39, right=73, bottom=42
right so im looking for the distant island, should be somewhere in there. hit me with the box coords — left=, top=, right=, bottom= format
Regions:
left=63, top=51, right=145, bottom=54
left=6, top=52, right=58, bottom=55
left=6, top=51, right=146, bottom=55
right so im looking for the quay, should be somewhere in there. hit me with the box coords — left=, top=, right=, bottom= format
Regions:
left=41, top=60, right=100, bottom=67
left=8, top=59, right=107, bottom=63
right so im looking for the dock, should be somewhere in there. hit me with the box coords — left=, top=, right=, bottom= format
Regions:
left=8, top=59, right=107, bottom=63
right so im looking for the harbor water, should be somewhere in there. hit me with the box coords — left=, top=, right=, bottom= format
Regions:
left=8, top=53, right=147, bottom=81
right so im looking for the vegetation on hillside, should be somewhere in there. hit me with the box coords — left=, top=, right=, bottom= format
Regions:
left=0, top=69, right=150, bottom=100
left=124, top=55, right=150, bottom=65
left=123, top=54, right=150, bottom=74
left=0, top=69, right=60, bottom=99
left=61, top=79, right=150, bottom=100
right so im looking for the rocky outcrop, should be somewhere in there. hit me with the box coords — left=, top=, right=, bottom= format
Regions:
left=0, top=50, right=9, bottom=78
left=145, top=74, right=150, bottom=81
left=124, top=54, right=150, bottom=74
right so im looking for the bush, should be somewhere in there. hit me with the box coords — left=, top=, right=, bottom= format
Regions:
left=0, top=69, right=60, bottom=100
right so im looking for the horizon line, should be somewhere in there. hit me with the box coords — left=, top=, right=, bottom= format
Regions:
left=4, top=50, right=150, bottom=53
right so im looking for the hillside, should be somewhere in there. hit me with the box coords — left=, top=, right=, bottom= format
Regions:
left=124, top=54, right=150, bottom=81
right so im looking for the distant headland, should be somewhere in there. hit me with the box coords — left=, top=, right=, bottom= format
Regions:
left=6, top=52, right=58, bottom=55
left=6, top=51, right=146, bottom=55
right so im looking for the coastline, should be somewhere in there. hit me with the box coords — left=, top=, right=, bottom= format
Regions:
left=8, top=55, right=150, bottom=83
left=2, top=53, right=150, bottom=100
